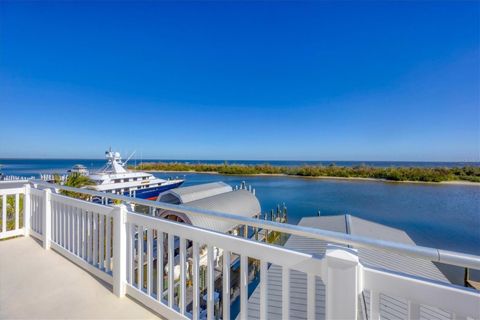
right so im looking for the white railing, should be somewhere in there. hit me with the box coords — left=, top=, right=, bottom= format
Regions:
left=125, top=209, right=326, bottom=319
left=0, top=175, right=35, bottom=181
left=30, top=187, right=44, bottom=237
left=0, top=184, right=26, bottom=239
left=363, top=266, right=480, bottom=320
left=0, top=181, right=479, bottom=320
left=49, top=191, right=115, bottom=284
left=33, top=180, right=480, bottom=270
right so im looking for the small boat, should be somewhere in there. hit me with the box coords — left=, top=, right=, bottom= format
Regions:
left=72, top=149, right=184, bottom=200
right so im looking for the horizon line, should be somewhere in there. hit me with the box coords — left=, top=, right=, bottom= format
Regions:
left=0, top=157, right=479, bottom=164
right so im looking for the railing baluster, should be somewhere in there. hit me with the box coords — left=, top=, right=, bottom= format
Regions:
left=282, top=267, right=290, bottom=320
left=66, top=205, right=70, bottom=250
left=71, top=206, right=74, bottom=253
left=69, top=205, right=73, bottom=252
left=53, top=201, right=62, bottom=245
left=56, top=201, right=59, bottom=244
left=68, top=206, right=75, bottom=252
left=38, top=195, right=41, bottom=233
left=240, top=254, right=248, bottom=320
left=73, top=207, right=76, bottom=253
left=106, top=216, right=111, bottom=273
left=37, top=195, right=40, bottom=233
left=32, top=195, right=35, bottom=232
left=223, top=250, right=231, bottom=320
left=31, top=195, right=34, bottom=232
left=179, top=237, right=186, bottom=315
left=307, top=273, right=315, bottom=320
left=2, top=195, right=6, bottom=233
left=81, top=209, right=86, bottom=259
left=93, top=212, right=98, bottom=267
left=51, top=201, right=55, bottom=243
left=260, top=260, right=268, bottom=320
left=147, top=228, right=153, bottom=296
left=39, top=195, right=42, bottom=233
left=408, top=300, right=421, bottom=319
left=36, top=195, right=39, bottom=231
left=131, top=224, right=137, bottom=284
left=126, top=223, right=132, bottom=283
left=192, top=242, right=200, bottom=320
left=71, top=206, right=75, bottom=253
left=69, top=206, right=74, bottom=252
left=50, top=201, right=54, bottom=243
left=99, top=214, right=104, bottom=270
left=58, top=202, right=62, bottom=245
left=156, top=230, right=164, bottom=302
left=23, top=185, right=30, bottom=236
left=61, top=203, right=67, bottom=248
left=76, top=207, right=80, bottom=256
left=137, top=225, right=144, bottom=290
left=87, top=212, right=92, bottom=263
left=62, top=203, right=66, bottom=247
left=15, top=193, right=19, bottom=230
left=54, top=201, right=58, bottom=245
left=36, top=195, right=39, bottom=232
left=369, top=290, right=380, bottom=320
left=168, top=233, right=174, bottom=308
left=207, top=245, right=215, bottom=320
left=43, top=189, right=51, bottom=250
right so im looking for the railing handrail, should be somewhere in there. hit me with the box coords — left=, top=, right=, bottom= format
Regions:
left=31, top=180, right=480, bottom=270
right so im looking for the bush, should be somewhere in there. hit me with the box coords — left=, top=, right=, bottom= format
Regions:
left=129, top=163, right=479, bottom=183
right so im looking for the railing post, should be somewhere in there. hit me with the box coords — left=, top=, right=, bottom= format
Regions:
left=24, top=184, right=31, bottom=237
left=43, top=188, right=52, bottom=249
left=324, top=245, right=361, bottom=320
left=113, top=204, right=127, bottom=297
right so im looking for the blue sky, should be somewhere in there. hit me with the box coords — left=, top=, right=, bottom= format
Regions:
left=0, top=1, right=478, bottom=161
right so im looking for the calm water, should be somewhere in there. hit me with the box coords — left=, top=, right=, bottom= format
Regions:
left=1, top=159, right=479, bottom=281
left=1, top=158, right=479, bottom=176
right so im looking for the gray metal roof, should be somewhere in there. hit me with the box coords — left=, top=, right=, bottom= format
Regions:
left=300, top=215, right=448, bottom=282
left=157, top=182, right=232, bottom=204
left=244, top=215, right=452, bottom=320
left=159, top=189, right=260, bottom=233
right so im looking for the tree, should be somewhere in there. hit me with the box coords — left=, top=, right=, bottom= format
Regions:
left=62, top=173, right=95, bottom=199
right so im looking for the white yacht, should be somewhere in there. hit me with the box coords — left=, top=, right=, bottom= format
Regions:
left=75, top=149, right=184, bottom=200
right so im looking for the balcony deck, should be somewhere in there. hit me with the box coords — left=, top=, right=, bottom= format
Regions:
left=1, top=182, right=478, bottom=320
left=0, top=237, right=160, bottom=319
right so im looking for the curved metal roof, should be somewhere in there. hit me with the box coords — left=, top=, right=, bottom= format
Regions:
left=159, top=189, right=261, bottom=233
left=157, top=182, right=232, bottom=204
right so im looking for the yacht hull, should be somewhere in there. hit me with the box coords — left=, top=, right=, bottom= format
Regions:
left=126, top=181, right=184, bottom=200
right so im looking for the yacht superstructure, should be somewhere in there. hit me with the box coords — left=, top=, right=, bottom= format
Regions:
left=79, top=149, right=184, bottom=200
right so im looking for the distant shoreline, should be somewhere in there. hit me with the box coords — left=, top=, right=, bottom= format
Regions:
left=137, top=169, right=480, bottom=186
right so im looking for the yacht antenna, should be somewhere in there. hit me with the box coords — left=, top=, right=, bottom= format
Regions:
left=123, top=151, right=136, bottom=167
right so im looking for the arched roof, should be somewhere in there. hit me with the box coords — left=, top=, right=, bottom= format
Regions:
left=157, top=182, right=232, bottom=204
left=159, top=189, right=261, bottom=233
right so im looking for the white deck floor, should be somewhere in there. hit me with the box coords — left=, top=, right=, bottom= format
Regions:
left=0, top=236, right=161, bottom=319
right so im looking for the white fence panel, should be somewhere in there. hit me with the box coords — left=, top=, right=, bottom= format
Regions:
left=49, top=193, right=115, bottom=284
left=0, top=187, right=25, bottom=240
left=363, top=266, right=480, bottom=320
left=125, top=211, right=325, bottom=320
left=29, top=187, right=44, bottom=238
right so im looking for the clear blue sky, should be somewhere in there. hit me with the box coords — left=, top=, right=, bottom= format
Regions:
left=0, top=1, right=478, bottom=161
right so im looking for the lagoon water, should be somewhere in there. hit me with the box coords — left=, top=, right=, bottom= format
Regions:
left=2, top=159, right=479, bottom=280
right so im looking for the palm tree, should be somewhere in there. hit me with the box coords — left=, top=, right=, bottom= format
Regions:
left=62, top=173, right=95, bottom=200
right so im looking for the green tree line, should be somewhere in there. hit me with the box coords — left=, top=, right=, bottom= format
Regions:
left=129, top=162, right=480, bottom=183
